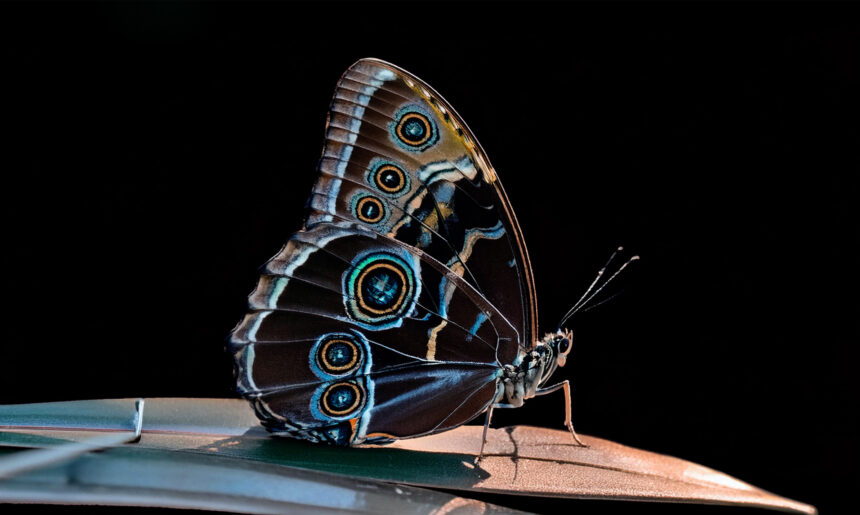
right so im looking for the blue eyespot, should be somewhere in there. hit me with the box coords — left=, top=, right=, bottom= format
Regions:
left=368, top=161, right=410, bottom=197
left=343, top=250, right=420, bottom=328
left=359, top=197, right=382, bottom=221
left=325, top=341, right=354, bottom=368
left=361, top=267, right=403, bottom=310
left=317, top=381, right=364, bottom=418
left=390, top=106, right=438, bottom=151
left=309, top=332, right=370, bottom=380
left=401, top=117, right=427, bottom=141
left=328, top=384, right=356, bottom=410
left=350, top=193, right=388, bottom=225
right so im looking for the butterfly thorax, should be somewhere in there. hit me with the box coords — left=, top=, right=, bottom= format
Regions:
left=500, top=330, right=573, bottom=407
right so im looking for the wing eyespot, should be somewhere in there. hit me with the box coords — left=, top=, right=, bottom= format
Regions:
left=397, top=113, right=433, bottom=146
left=369, top=162, right=409, bottom=196
left=344, top=251, right=417, bottom=327
left=319, top=381, right=364, bottom=417
left=316, top=336, right=361, bottom=375
left=390, top=106, right=439, bottom=151
left=351, top=193, right=388, bottom=224
left=309, top=332, right=370, bottom=382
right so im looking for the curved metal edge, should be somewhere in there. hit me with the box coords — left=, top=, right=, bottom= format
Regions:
left=0, top=445, right=521, bottom=514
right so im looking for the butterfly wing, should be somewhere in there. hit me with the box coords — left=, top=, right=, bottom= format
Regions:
left=310, top=58, right=538, bottom=352
left=229, top=223, right=510, bottom=443
left=244, top=362, right=501, bottom=446
left=230, top=59, right=538, bottom=444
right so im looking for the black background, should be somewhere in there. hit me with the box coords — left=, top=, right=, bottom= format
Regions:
left=2, top=2, right=857, bottom=514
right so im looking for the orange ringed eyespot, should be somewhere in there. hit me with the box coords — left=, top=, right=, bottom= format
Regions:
left=321, top=382, right=362, bottom=416
left=396, top=112, right=433, bottom=146
left=355, top=261, right=408, bottom=316
left=319, top=338, right=359, bottom=373
left=374, top=164, right=407, bottom=194
left=355, top=196, right=385, bottom=223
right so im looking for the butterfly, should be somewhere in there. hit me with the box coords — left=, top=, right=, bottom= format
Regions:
left=228, top=58, right=593, bottom=452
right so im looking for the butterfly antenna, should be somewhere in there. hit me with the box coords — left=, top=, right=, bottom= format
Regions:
left=579, top=290, right=624, bottom=314
left=559, top=255, right=639, bottom=327
left=556, top=246, right=623, bottom=330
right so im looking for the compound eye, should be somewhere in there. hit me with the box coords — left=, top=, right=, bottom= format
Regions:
left=558, top=337, right=571, bottom=355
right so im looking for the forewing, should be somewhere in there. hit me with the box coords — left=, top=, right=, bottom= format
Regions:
left=309, top=58, right=537, bottom=349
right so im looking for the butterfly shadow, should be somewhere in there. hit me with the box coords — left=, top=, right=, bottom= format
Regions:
left=193, top=425, right=493, bottom=488
left=191, top=424, right=817, bottom=515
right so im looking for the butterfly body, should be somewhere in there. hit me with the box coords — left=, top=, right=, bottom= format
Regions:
left=229, top=59, right=580, bottom=447
left=501, top=331, right=572, bottom=408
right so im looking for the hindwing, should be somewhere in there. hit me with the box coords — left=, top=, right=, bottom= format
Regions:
left=229, top=223, right=513, bottom=443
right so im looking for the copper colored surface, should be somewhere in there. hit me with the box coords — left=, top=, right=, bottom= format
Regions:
left=390, top=426, right=816, bottom=514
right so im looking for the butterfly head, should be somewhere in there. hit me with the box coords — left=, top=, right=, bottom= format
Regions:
left=547, top=329, right=574, bottom=368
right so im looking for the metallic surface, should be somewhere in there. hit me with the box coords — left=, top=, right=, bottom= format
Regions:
left=0, top=399, right=143, bottom=479
left=0, top=446, right=511, bottom=514
left=0, top=398, right=816, bottom=514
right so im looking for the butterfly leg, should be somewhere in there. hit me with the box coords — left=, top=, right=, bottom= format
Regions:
left=476, top=402, right=519, bottom=463
left=535, top=380, right=587, bottom=447
left=476, top=403, right=495, bottom=463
